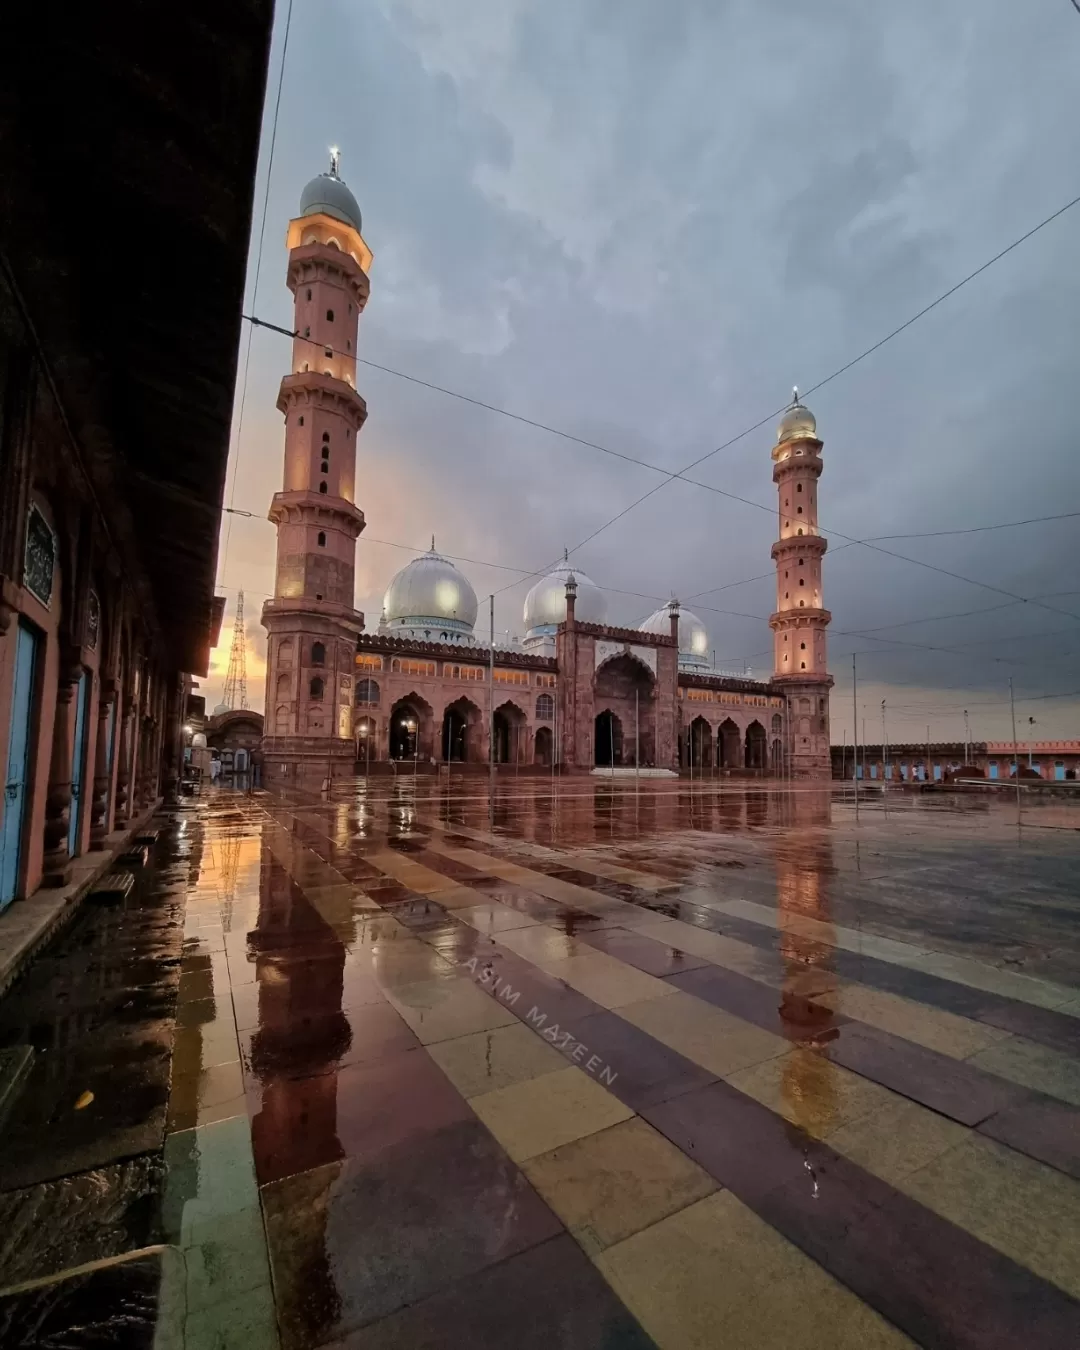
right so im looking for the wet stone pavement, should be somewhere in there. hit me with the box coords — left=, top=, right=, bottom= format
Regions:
left=1, top=781, right=1079, bottom=1347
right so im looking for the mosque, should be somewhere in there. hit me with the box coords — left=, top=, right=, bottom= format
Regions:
left=260, top=159, right=833, bottom=779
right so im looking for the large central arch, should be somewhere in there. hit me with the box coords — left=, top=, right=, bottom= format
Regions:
left=593, top=653, right=654, bottom=767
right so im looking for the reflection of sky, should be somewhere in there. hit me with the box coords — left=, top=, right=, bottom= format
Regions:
left=209, top=1, right=1080, bottom=741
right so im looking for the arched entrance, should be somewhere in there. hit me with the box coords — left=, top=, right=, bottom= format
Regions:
left=493, top=702, right=526, bottom=765
left=689, top=716, right=712, bottom=769
left=355, top=715, right=376, bottom=769
left=441, top=697, right=480, bottom=763
left=389, top=695, right=433, bottom=761
left=745, top=720, right=767, bottom=772
left=534, top=725, right=553, bottom=766
left=718, top=718, right=741, bottom=770
left=594, top=653, right=654, bottom=766
left=594, top=710, right=622, bottom=766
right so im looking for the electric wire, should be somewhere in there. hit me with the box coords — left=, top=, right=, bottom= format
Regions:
left=216, top=0, right=294, bottom=589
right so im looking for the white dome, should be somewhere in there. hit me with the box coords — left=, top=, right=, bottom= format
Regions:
left=299, top=157, right=362, bottom=234
left=381, top=544, right=478, bottom=644
left=640, top=605, right=711, bottom=670
left=523, top=560, right=606, bottom=638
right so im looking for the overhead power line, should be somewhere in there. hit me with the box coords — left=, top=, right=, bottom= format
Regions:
left=243, top=189, right=1080, bottom=619
left=217, top=0, right=294, bottom=590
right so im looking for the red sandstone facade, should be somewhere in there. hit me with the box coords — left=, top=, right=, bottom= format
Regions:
left=260, top=172, right=833, bottom=781
left=261, top=158, right=372, bottom=780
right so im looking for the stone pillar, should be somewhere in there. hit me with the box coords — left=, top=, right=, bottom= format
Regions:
left=41, top=652, right=82, bottom=886
left=90, top=677, right=117, bottom=847
left=115, top=697, right=136, bottom=822
left=161, top=676, right=183, bottom=805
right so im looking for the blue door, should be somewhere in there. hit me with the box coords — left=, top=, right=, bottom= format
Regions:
left=2, top=623, right=39, bottom=911
left=933, top=764, right=942, bottom=781
left=67, top=670, right=89, bottom=856
left=1056, top=762, right=1066, bottom=782
left=989, top=762, right=998, bottom=780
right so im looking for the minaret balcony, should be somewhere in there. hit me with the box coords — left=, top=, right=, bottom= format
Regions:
left=771, top=534, right=827, bottom=562
left=769, top=607, right=832, bottom=630
left=278, top=371, right=367, bottom=425
left=269, top=490, right=365, bottom=537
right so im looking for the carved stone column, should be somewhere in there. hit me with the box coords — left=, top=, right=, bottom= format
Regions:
left=41, top=652, right=82, bottom=887
left=115, top=698, right=136, bottom=822
left=90, top=678, right=117, bottom=847
left=161, top=676, right=182, bottom=805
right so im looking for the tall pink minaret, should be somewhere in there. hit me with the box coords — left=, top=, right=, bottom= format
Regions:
left=769, top=391, right=833, bottom=778
left=261, top=152, right=372, bottom=779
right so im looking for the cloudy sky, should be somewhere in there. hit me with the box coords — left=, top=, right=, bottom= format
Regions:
left=207, top=0, right=1080, bottom=746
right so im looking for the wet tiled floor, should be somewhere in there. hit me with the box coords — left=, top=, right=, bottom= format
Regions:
left=6, top=779, right=1080, bottom=1347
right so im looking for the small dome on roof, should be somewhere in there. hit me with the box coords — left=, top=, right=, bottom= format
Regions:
left=776, top=388, right=817, bottom=446
left=299, top=150, right=362, bottom=233
left=640, top=605, right=711, bottom=670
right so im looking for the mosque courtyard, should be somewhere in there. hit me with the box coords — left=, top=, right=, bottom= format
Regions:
left=0, top=778, right=1078, bottom=1347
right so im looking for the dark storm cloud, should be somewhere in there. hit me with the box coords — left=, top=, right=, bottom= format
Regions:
left=214, top=0, right=1080, bottom=738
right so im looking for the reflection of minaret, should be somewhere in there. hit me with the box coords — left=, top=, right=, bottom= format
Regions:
left=776, top=791, right=838, bottom=1137
left=249, top=843, right=349, bottom=1196
left=769, top=391, right=833, bottom=778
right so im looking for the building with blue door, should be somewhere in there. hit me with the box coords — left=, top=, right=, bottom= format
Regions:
left=0, top=11, right=271, bottom=909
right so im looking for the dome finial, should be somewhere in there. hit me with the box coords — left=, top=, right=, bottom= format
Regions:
left=563, top=547, right=569, bottom=564
left=792, top=385, right=799, bottom=406
left=329, top=145, right=341, bottom=177
left=431, top=534, right=436, bottom=552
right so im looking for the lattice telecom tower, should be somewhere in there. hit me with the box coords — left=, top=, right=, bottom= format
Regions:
left=222, top=590, right=249, bottom=710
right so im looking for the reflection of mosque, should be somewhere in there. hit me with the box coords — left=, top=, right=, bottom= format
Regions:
left=259, top=159, right=833, bottom=780
left=774, top=791, right=840, bottom=1138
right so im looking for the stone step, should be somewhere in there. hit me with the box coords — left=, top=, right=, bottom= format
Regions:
left=0, top=1045, right=34, bottom=1127
left=117, top=846, right=149, bottom=870
left=132, top=829, right=159, bottom=847
left=88, top=872, right=136, bottom=901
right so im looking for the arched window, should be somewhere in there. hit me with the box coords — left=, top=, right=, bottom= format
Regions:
left=800, top=642, right=806, bottom=650
left=797, top=506, right=803, bottom=514
left=317, top=531, right=326, bottom=547
left=310, top=676, right=324, bottom=699
left=536, top=693, right=554, bottom=720
left=326, top=309, right=335, bottom=322
left=319, top=482, right=328, bottom=494
left=306, top=288, right=312, bottom=301
left=797, top=528, right=803, bottom=536
left=354, top=678, right=379, bottom=706
left=298, top=415, right=304, bottom=426
left=797, top=483, right=803, bottom=493
left=798, top=558, right=804, bottom=567
left=312, top=641, right=326, bottom=665
left=321, top=460, right=329, bottom=474
left=771, top=713, right=783, bottom=734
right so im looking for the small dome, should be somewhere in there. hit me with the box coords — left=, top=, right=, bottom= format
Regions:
left=299, top=153, right=362, bottom=234
left=523, top=559, right=606, bottom=637
left=381, top=544, right=478, bottom=642
left=776, top=391, right=817, bottom=446
left=640, top=605, right=711, bottom=670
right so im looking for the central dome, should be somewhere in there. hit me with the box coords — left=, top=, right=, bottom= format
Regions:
left=299, top=154, right=363, bottom=234
left=640, top=605, right=711, bottom=671
left=380, top=544, right=478, bottom=644
left=523, top=558, right=606, bottom=645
